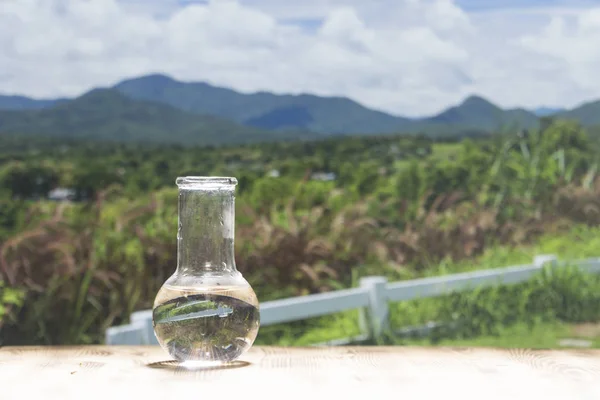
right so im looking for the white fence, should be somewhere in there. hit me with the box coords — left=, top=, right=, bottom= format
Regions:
left=105, top=254, right=600, bottom=345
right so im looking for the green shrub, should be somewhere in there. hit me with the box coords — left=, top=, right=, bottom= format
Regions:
left=0, top=281, right=24, bottom=343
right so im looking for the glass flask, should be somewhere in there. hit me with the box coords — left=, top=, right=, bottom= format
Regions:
left=152, top=177, right=260, bottom=364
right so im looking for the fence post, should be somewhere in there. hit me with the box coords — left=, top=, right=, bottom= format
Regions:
left=131, top=310, right=158, bottom=345
left=359, top=276, right=389, bottom=341
left=533, top=254, right=558, bottom=269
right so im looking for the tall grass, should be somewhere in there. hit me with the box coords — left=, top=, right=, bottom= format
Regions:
left=256, top=229, right=600, bottom=347
left=3, top=122, right=600, bottom=345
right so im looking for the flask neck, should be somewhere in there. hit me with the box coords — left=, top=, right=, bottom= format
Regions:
left=176, top=178, right=237, bottom=276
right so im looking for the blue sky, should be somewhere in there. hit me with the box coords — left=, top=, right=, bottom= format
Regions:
left=2, top=0, right=600, bottom=116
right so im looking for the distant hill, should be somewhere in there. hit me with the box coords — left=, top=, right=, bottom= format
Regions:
left=533, top=107, right=565, bottom=117
left=556, top=100, right=600, bottom=126
left=114, top=75, right=548, bottom=134
left=426, top=96, right=539, bottom=130
left=0, top=89, right=314, bottom=146
left=114, top=74, right=414, bottom=135
left=0, top=95, right=65, bottom=110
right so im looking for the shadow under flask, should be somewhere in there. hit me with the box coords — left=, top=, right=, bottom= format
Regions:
left=152, top=177, right=260, bottom=364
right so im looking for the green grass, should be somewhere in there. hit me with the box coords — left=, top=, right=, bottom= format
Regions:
left=255, top=310, right=362, bottom=346
left=393, top=142, right=462, bottom=171
left=431, top=143, right=462, bottom=161
left=399, top=321, right=600, bottom=349
left=420, top=224, right=600, bottom=277
left=255, top=224, right=600, bottom=347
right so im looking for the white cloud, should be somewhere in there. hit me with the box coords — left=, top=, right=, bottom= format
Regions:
left=1, top=0, right=600, bottom=116
left=517, top=9, right=600, bottom=106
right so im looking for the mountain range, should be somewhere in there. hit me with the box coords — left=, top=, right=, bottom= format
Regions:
left=0, top=89, right=318, bottom=146
left=533, top=107, right=565, bottom=117
left=0, top=73, right=598, bottom=146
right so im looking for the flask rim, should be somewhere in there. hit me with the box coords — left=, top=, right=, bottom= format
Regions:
left=176, top=176, right=238, bottom=190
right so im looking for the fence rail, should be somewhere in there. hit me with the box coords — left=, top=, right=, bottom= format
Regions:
left=105, top=254, right=600, bottom=345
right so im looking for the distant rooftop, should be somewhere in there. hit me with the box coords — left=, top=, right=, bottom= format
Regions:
left=48, top=188, right=75, bottom=201
left=311, top=172, right=336, bottom=182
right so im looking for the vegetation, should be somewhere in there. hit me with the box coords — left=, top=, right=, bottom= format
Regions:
left=405, top=321, right=600, bottom=349
left=0, top=281, right=24, bottom=333
left=2, top=118, right=600, bottom=347
left=258, top=230, right=600, bottom=347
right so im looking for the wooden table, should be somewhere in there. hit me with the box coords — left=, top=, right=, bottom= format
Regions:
left=1, top=346, right=599, bottom=399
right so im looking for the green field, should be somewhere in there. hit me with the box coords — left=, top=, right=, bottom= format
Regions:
left=2, top=119, right=600, bottom=347
left=405, top=321, right=600, bottom=349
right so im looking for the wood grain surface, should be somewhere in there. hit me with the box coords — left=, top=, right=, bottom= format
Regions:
left=1, top=346, right=599, bottom=399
